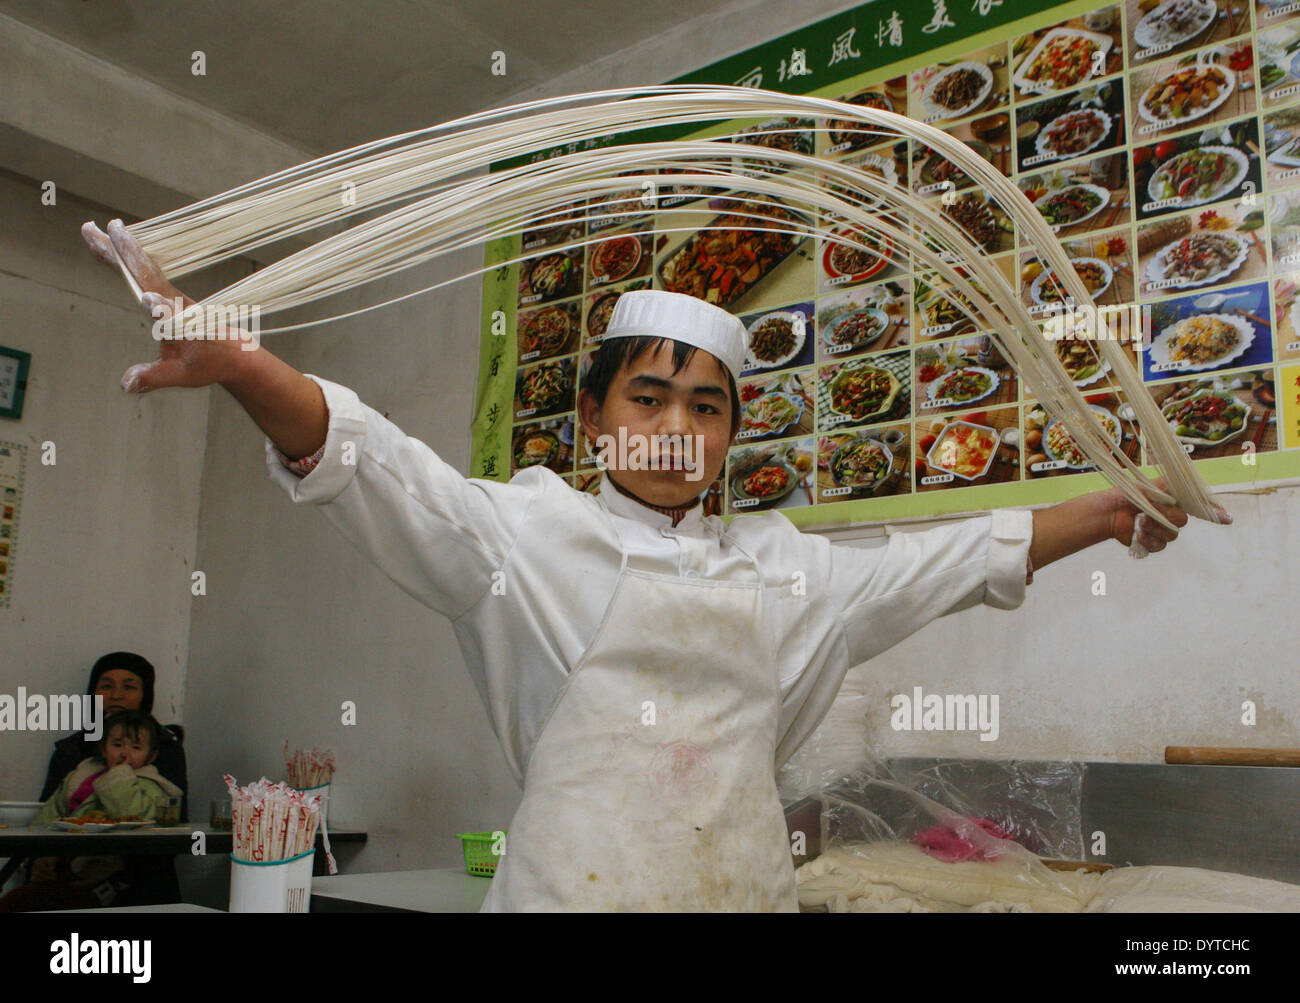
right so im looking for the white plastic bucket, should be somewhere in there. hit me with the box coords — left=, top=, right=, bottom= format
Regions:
left=295, top=782, right=330, bottom=827
left=229, top=850, right=314, bottom=913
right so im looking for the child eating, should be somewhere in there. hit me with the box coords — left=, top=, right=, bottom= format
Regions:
left=0, top=711, right=184, bottom=911
left=36, top=709, right=183, bottom=825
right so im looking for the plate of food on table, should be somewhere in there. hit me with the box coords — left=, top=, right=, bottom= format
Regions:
left=50, top=812, right=151, bottom=832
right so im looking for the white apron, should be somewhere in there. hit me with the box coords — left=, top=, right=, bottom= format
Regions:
left=480, top=516, right=798, bottom=912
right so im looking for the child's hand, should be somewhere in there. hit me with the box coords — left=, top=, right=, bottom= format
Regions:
left=82, top=219, right=256, bottom=393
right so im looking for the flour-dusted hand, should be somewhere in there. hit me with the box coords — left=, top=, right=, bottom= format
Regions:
left=82, top=219, right=250, bottom=393
left=1102, top=477, right=1231, bottom=556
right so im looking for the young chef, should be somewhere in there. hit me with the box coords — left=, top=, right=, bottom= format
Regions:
left=83, top=220, right=1221, bottom=912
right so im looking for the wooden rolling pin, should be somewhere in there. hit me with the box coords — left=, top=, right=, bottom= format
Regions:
left=1165, top=746, right=1300, bottom=767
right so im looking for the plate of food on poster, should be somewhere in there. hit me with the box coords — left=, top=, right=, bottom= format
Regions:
left=1159, top=386, right=1251, bottom=448
left=827, top=89, right=897, bottom=151
left=518, top=302, right=578, bottom=360
left=1133, top=121, right=1261, bottom=218
left=744, top=309, right=809, bottom=371
left=1029, top=257, right=1114, bottom=306
left=1132, top=0, right=1217, bottom=56
left=1013, top=26, right=1114, bottom=95
left=921, top=62, right=995, bottom=121
left=514, top=360, right=574, bottom=418
left=822, top=227, right=896, bottom=284
left=1016, top=82, right=1125, bottom=169
left=520, top=247, right=583, bottom=303
left=822, top=308, right=890, bottom=355
left=657, top=195, right=809, bottom=308
left=1144, top=230, right=1251, bottom=289
left=825, top=435, right=896, bottom=494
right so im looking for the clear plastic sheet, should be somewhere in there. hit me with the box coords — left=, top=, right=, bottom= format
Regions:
left=785, top=748, right=1099, bottom=912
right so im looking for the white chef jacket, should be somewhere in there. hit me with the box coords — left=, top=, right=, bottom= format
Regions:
left=266, top=375, right=1035, bottom=785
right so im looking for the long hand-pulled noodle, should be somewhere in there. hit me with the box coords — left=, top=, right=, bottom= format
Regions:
left=96, top=84, right=1226, bottom=534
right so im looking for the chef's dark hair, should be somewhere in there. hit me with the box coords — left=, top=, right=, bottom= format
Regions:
left=582, top=335, right=740, bottom=436
left=99, top=709, right=163, bottom=756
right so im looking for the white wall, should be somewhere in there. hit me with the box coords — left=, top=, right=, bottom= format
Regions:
left=0, top=169, right=244, bottom=800
left=781, top=487, right=1298, bottom=796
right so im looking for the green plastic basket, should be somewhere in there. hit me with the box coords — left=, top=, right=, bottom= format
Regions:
left=456, top=831, right=506, bottom=877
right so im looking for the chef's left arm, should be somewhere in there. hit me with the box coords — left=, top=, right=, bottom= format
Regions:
left=1027, top=484, right=1228, bottom=572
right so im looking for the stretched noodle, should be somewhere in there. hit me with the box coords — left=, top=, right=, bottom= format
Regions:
left=95, top=84, right=1225, bottom=533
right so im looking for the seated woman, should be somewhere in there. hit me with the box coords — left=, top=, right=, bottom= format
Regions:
left=42, top=652, right=188, bottom=816
left=28, top=652, right=189, bottom=906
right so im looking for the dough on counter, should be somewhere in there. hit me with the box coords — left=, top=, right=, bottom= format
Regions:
left=796, top=843, right=1098, bottom=913
left=1083, top=864, right=1300, bottom=913
left=796, top=843, right=1300, bottom=913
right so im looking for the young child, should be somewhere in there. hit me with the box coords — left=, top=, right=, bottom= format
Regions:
left=0, top=711, right=184, bottom=911
left=36, top=709, right=183, bottom=825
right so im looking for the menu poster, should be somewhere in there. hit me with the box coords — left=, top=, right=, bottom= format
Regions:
left=0, top=442, right=25, bottom=607
left=475, top=0, right=1300, bottom=531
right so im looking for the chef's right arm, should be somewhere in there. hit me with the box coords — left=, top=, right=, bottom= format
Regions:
left=84, top=219, right=527, bottom=617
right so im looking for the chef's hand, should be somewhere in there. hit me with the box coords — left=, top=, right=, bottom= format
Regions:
left=1099, top=478, right=1230, bottom=554
left=84, top=219, right=328, bottom=459
left=82, top=219, right=253, bottom=393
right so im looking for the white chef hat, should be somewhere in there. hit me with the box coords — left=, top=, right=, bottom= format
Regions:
left=601, top=289, right=748, bottom=380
